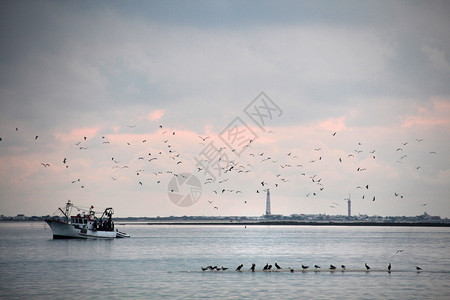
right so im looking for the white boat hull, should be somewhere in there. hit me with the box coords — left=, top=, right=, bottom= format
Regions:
left=46, top=219, right=117, bottom=239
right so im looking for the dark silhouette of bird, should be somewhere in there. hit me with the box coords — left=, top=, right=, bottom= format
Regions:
left=35, top=135, right=39, bottom=140
left=221, top=266, right=228, bottom=271
left=329, top=265, right=336, bottom=270
left=275, top=263, right=282, bottom=269
left=388, top=263, right=391, bottom=271
left=341, top=265, right=346, bottom=270
left=263, top=263, right=269, bottom=271
left=236, top=264, right=243, bottom=271
left=365, top=263, right=370, bottom=270
left=416, top=266, right=422, bottom=271
left=314, top=265, right=321, bottom=269
left=302, top=265, right=309, bottom=270
left=250, top=263, right=256, bottom=272
left=268, top=264, right=272, bottom=270
left=290, top=268, right=294, bottom=273
left=201, top=267, right=208, bottom=271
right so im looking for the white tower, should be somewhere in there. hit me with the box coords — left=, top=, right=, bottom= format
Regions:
left=347, top=194, right=351, bottom=217
left=266, top=189, right=271, bottom=215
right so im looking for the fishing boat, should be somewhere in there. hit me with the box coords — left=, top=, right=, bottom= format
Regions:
left=45, top=200, right=129, bottom=239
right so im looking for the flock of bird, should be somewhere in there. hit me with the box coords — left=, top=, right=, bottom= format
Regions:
left=0, top=123, right=438, bottom=213
left=192, top=129, right=437, bottom=211
left=201, top=262, right=423, bottom=272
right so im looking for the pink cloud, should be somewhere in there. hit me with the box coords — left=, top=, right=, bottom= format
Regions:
left=54, top=127, right=100, bottom=142
left=315, top=117, right=346, bottom=132
left=147, top=109, right=165, bottom=122
left=402, top=97, right=450, bottom=128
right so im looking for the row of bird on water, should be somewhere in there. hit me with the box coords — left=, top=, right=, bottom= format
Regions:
left=202, top=263, right=423, bottom=272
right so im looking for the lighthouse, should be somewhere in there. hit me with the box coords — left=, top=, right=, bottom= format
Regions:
left=266, top=189, right=271, bottom=215
left=347, top=194, right=351, bottom=217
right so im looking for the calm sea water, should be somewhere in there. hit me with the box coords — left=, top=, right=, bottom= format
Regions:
left=0, top=222, right=449, bottom=299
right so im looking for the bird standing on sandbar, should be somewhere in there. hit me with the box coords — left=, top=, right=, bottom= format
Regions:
left=250, top=263, right=256, bottom=272
left=388, top=263, right=391, bottom=272
left=275, top=263, right=282, bottom=270
left=314, top=265, right=321, bottom=269
left=329, top=265, right=336, bottom=270
left=365, top=263, right=371, bottom=270
left=416, top=266, right=422, bottom=271
left=302, top=265, right=309, bottom=270
left=263, top=263, right=269, bottom=271
left=236, top=264, right=243, bottom=271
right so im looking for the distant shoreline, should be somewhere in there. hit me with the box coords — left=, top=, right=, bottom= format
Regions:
left=2, top=220, right=449, bottom=227
left=116, top=221, right=450, bottom=227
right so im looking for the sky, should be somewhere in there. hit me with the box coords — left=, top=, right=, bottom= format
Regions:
left=0, top=0, right=449, bottom=218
